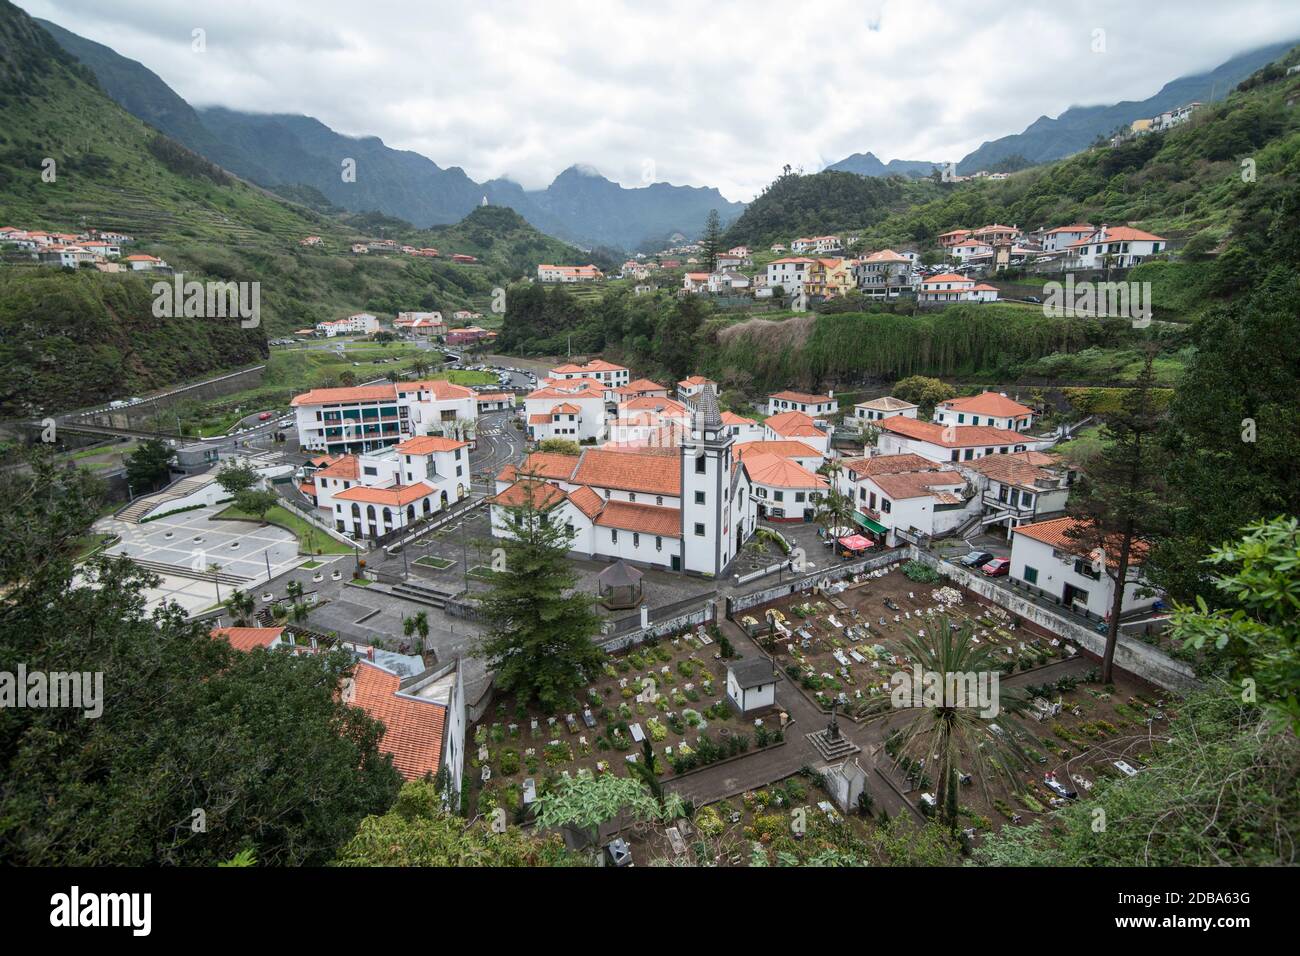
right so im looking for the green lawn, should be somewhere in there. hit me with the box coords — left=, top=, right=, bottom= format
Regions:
left=217, top=504, right=353, bottom=554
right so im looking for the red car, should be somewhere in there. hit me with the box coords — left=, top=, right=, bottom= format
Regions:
left=981, top=557, right=1011, bottom=577
left=258, top=412, right=273, bottom=421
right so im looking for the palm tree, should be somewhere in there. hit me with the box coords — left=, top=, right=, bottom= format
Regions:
left=403, top=611, right=430, bottom=653
left=225, top=588, right=255, bottom=626
left=814, top=487, right=855, bottom=542
left=864, top=616, right=1029, bottom=830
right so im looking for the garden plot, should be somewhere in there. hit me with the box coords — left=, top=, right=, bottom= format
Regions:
left=739, top=564, right=1076, bottom=718
left=467, top=627, right=789, bottom=821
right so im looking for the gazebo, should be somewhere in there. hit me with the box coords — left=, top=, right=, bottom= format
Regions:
left=598, top=560, right=644, bottom=609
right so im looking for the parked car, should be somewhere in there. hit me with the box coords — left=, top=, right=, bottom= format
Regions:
left=981, top=557, right=1011, bottom=576
left=959, top=551, right=993, bottom=568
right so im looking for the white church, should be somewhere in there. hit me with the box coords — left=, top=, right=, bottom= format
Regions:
left=490, top=388, right=762, bottom=575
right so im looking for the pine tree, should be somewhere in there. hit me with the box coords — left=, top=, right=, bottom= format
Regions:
left=1064, top=351, right=1168, bottom=682
left=702, top=209, right=722, bottom=273
left=477, top=485, right=603, bottom=710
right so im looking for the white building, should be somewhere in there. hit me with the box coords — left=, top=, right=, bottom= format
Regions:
left=855, top=249, right=915, bottom=298
left=677, top=376, right=717, bottom=401
left=763, top=410, right=830, bottom=455
left=1063, top=225, right=1167, bottom=269
left=875, top=416, right=1041, bottom=464
left=316, top=313, right=380, bottom=337
left=524, top=380, right=607, bottom=442
left=491, top=390, right=757, bottom=575
left=549, top=360, right=630, bottom=388
left=1040, top=224, right=1095, bottom=253
left=740, top=450, right=828, bottom=523
left=721, top=412, right=766, bottom=444
left=767, top=390, right=838, bottom=418
left=918, top=274, right=999, bottom=304
left=707, top=270, right=751, bottom=293
left=837, top=454, right=973, bottom=545
left=537, top=264, right=604, bottom=282
left=1009, top=517, right=1160, bottom=620
left=964, top=451, right=1073, bottom=538
left=726, top=657, right=777, bottom=713
left=765, top=257, right=815, bottom=294
left=853, top=396, right=918, bottom=426
left=123, top=254, right=168, bottom=271
left=934, top=392, right=1034, bottom=431
left=291, top=380, right=479, bottom=456
left=308, top=434, right=470, bottom=538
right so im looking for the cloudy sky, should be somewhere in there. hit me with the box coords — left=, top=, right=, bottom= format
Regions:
left=18, top=0, right=1300, bottom=201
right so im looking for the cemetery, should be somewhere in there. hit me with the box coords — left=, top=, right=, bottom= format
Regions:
left=735, top=562, right=1173, bottom=835
left=467, top=625, right=790, bottom=821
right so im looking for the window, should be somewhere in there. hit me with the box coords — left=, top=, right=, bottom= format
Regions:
left=611, top=529, right=618, bottom=543
left=1024, top=566, right=1038, bottom=584
left=774, top=491, right=784, bottom=502
left=695, top=456, right=706, bottom=474
left=695, top=491, right=705, bottom=504
left=656, top=496, right=663, bottom=506
left=633, top=533, right=640, bottom=547
left=655, top=536, right=662, bottom=551
left=629, top=493, right=636, bottom=502
left=795, top=492, right=805, bottom=503
left=881, top=499, right=891, bottom=513
left=694, top=523, right=705, bottom=536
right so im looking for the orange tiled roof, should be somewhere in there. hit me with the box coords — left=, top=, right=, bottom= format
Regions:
left=489, top=479, right=568, bottom=511
left=514, top=452, right=581, bottom=481
left=966, top=451, right=1063, bottom=488
left=742, top=452, right=827, bottom=490
left=395, top=436, right=467, bottom=454
left=770, top=390, right=834, bottom=405
left=351, top=661, right=446, bottom=781
left=720, top=411, right=756, bottom=426
left=334, top=482, right=436, bottom=506
left=571, top=448, right=680, bottom=496
left=314, top=455, right=361, bottom=479
left=764, top=410, right=827, bottom=438
left=939, top=391, right=1033, bottom=418
left=211, top=626, right=284, bottom=652
left=594, top=500, right=682, bottom=537
left=842, top=453, right=935, bottom=478
left=396, top=379, right=476, bottom=400
left=735, top=440, right=822, bottom=461
left=869, top=469, right=964, bottom=501
left=567, top=485, right=604, bottom=518
left=1012, top=516, right=1149, bottom=567
left=291, top=385, right=395, bottom=406
left=877, top=416, right=1024, bottom=447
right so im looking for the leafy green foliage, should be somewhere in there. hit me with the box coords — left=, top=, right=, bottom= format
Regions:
left=335, top=780, right=578, bottom=866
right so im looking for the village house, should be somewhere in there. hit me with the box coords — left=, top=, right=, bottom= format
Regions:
left=853, top=396, right=919, bottom=425
left=735, top=439, right=825, bottom=472
left=123, top=253, right=168, bottom=271
left=1062, top=225, right=1167, bottom=269
left=963, top=451, right=1073, bottom=538
left=803, top=258, right=855, bottom=298
left=549, top=359, right=630, bottom=388
left=707, top=270, right=752, bottom=293
left=934, top=392, right=1035, bottom=431
left=1040, top=223, right=1095, bottom=253
left=537, top=264, right=604, bottom=282
left=309, top=435, right=471, bottom=537
left=937, top=228, right=972, bottom=248
left=315, top=313, right=380, bottom=337
left=677, top=376, right=716, bottom=402
left=714, top=252, right=752, bottom=270
left=524, top=379, right=607, bottom=442
left=836, top=453, right=972, bottom=546
left=446, top=327, right=493, bottom=347
left=721, top=412, right=766, bottom=443
left=767, top=389, right=838, bottom=418
left=918, top=273, right=999, bottom=304
left=765, top=256, right=815, bottom=294
left=763, top=410, right=831, bottom=455
left=875, top=416, right=1041, bottom=463
left=683, top=272, right=710, bottom=293
left=854, top=249, right=915, bottom=298
left=394, top=311, right=445, bottom=336
left=947, top=236, right=994, bottom=263
left=291, top=379, right=479, bottom=456
left=299, top=235, right=324, bottom=247
left=1009, top=517, right=1160, bottom=621
left=491, top=391, right=758, bottom=575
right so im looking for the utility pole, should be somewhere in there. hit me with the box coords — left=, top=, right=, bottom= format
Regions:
left=264, top=550, right=273, bottom=583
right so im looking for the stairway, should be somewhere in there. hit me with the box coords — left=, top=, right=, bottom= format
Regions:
left=125, top=556, right=251, bottom=587
left=390, top=578, right=460, bottom=609
left=806, top=727, right=861, bottom=762
left=117, top=475, right=216, bottom=523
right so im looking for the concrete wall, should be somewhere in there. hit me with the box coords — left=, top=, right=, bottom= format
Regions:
left=728, top=549, right=908, bottom=615
left=596, top=600, right=717, bottom=653
left=907, top=549, right=1200, bottom=693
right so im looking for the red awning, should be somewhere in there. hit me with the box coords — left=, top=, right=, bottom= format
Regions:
left=837, top=534, right=874, bottom=551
